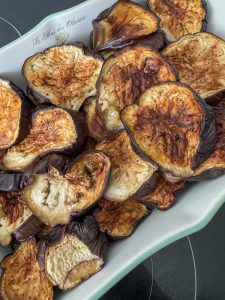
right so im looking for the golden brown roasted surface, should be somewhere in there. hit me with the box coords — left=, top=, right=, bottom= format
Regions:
left=22, top=152, right=111, bottom=226
left=148, top=0, right=206, bottom=41
left=3, top=108, right=77, bottom=171
left=162, top=33, right=225, bottom=99
left=140, top=175, right=184, bottom=209
left=23, top=44, right=103, bottom=110
left=95, top=199, right=150, bottom=237
left=0, top=192, right=32, bottom=246
left=0, top=239, right=53, bottom=300
left=96, top=130, right=157, bottom=201
left=98, top=46, right=177, bottom=131
left=93, top=0, right=159, bottom=50
left=0, top=79, right=21, bottom=150
left=121, top=82, right=215, bottom=178
left=45, top=234, right=103, bottom=290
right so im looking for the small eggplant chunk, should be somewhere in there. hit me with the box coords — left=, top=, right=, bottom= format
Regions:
left=41, top=217, right=107, bottom=290
left=22, top=151, right=111, bottom=226
left=0, top=192, right=32, bottom=246
left=121, top=82, right=216, bottom=178
left=95, top=199, right=150, bottom=238
left=139, top=175, right=184, bottom=210
left=98, top=45, right=177, bottom=132
left=0, top=77, right=33, bottom=151
left=23, top=43, right=103, bottom=111
left=3, top=107, right=81, bottom=171
left=96, top=130, right=158, bottom=201
left=0, top=239, right=53, bottom=300
left=148, top=0, right=207, bottom=42
left=92, top=0, right=159, bottom=51
left=162, top=33, right=225, bottom=100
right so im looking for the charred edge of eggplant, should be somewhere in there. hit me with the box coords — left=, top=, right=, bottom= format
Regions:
left=92, top=0, right=160, bottom=51
left=131, top=170, right=159, bottom=199
left=205, top=90, right=225, bottom=106
left=137, top=30, right=169, bottom=52
left=138, top=197, right=175, bottom=211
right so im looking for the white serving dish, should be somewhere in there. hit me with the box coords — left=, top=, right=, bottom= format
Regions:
left=0, top=0, right=224, bottom=299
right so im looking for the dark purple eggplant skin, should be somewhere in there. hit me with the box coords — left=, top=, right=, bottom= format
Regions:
left=0, top=154, right=71, bottom=192
left=23, top=42, right=103, bottom=107
left=188, top=168, right=225, bottom=181
left=206, top=91, right=225, bottom=106
left=131, top=170, right=159, bottom=199
left=92, top=0, right=160, bottom=51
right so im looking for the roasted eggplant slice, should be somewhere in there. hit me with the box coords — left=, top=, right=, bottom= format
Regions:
left=148, top=0, right=207, bottom=42
left=162, top=33, right=225, bottom=100
left=0, top=77, right=33, bottom=151
left=96, top=130, right=158, bottom=201
left=3, top=107, right=82, bottom=171
left=22, top=151, right=111, bottom=226
left=92, top=0, right=159, bottom=51
left=190, top=110, right=225, bottom=180
left=95, top=199, right=150, bottom=238
left=23, top=43, right=103, bottom=111
left=0, top=239, right=53, bottom=300
left=139, top=174, right=184, bottom=210
left=40, top=217, right=107, bottom=290
left=121, top=82, right=216, bottom=178
left=98, top=45, right=177, bottom=132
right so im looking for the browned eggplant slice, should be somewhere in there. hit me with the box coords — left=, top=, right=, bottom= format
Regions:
left=139, top=174, right=184, bottom=210
left=23, top=43, right=103, bottom=111
left=95, top=199, right=150, bottom=238
left=22, top=151, right=111, bottom=226
left=162, top=33, right=225, bottom=100
left=98, top=45, right=178, bottom=132
left=92, top=0, right=159, bottom=51
left=39, top=217, right=107, bottom=290
left=189, top=110, right=225, bottom=180
left=3, top=107, right=83, bottom=171
left=96, top=130, right=158, bottom=201
left=0, top=77, right=33, bottom=151
left=148, top=0, right=207, bottom=42
left=121, top=82, right=216, bottom=178
left=0, top=239, right=53, bottom=300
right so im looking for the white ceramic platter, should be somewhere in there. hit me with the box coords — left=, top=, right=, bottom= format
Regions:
left=0, top=1, right=224, bottom=299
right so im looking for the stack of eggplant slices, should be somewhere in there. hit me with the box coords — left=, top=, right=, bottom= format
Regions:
left=0, top=0, right=225, bottom=299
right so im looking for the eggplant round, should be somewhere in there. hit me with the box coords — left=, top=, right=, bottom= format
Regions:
left=121, top=82, right=216, bottom=178
left=23, top=43, right=103, bottom=111
left=96, top=130, right=158, bottom=201
left=92, top=0, right=159, bottom=51
left=162, top=32, right=225, bottom=100
left=97, top=45, right=178, bottom=132
left=148, top=0, right=207, bottom=42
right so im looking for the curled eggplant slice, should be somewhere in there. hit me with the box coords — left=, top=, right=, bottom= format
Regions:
left=23, top=43, right=103, bottom=111
left=0, top=239, right=53, bottom=300
left=96, top=130, right=158, bottom=201
left=98, top=45, right=177, bottom=132
left=95, top=199, right=150, bottom=238
left=148, top=0, right=207, bottom=42
left=162, top=33, right=225, bottom=100
left=0, top=77, right=33, bottom=151
left=3, top=107, right=82, bottom=171
left=22, top=151, right=111, bottom=226
left=40, top=217, right=107, bottom=290
left=92, top=0, right=159, bottom=51
left=139, top=174, right=184, bottom=210
left=121, top=82, right=216, bottom=178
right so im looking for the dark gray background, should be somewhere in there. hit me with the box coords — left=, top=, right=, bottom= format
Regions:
left=1, top=1, right=225, bottom=299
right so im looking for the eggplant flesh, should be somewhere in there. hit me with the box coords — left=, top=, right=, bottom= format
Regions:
left=96, top=130, right=158, bottom=201
left=3, top=107, right=78, bottom=171
left=95, top=199, right=150, bottom=238
left=162, top=32, right=225, bottom=99
left=92, top=0, right=159, bottom=51
left=23, top=43, right=103, bottom=111
left=22, top=151, right=111, bottom=226
left=148, top=0, right=207, bottom=42
left=121, top=82, right=216, bottom=178
left=0, top=239, right=53, bottom=300
left=98, top=45, right=177, bottom=132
